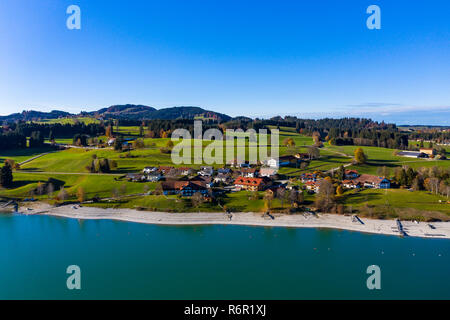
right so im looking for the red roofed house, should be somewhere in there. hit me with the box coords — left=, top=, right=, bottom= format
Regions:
left=305, top=181, right=320, bottom=193
left=344, top=170, right=359, bottom=179
left=353, top=174, right=391, bottom=189
left=234, top=177, right=268, bottom=191
left=342, top=180, right=361, bottom=189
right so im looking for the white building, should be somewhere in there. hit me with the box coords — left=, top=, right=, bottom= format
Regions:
left=259, top=167, right=277, bottom=177
left=266, top=158, right=279, bottom=168
left=143, top=167, right=158, bottom=174
left=198, top=166, right=214, bottom=177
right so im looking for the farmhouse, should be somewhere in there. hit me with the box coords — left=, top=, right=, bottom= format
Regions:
left=143, top=167, right=158, bottom=174
left=190, top=175, right=213, bottom=188
left=174, top=167, right=193, bottom=176
left=353, top=174, right=390, bottom=189
left=180, top=181, right=209, bottom=197
left=240, top=168, right=258, bottom=178
left=266, top=158, right=279, bottom=168
left=344, top=170, right=359, bottom=179
left=146, top=172, right=163, bottom=182
left=158, top=166, right=175, bottom=174
left=301, top=173, right=317, bottom=183
left=234, top=177, right=268, bottom=191
left=259, top=167, right=277, bottom=177
left=161, top=181, right=189, bottom=195
left=214, top=173, right=233, bottom=184
left=198, top=166, right=214, bottom=177
left=305, top=181, right=320, bottom=193
left=342, top=180, right=361, bottom=189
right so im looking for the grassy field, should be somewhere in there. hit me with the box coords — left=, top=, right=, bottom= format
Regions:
left=339, top=188, right=449, bottom=220
left=36, top=117, right=99, bottom=125
left=325, top=144, right=450, bottom=175
left=0, top=172, right=151, bottom=200
left=18, top=130, right=312, bottom=173
left=0, top=146, right=56, bottom=165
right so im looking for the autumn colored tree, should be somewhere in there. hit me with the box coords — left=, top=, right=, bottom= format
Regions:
left=77, top=187, right=86, bottom=202
left=263, top=190, right=274, bottom=210
left=105, top=125, right=113, bottom=138
left=166, top=140, right=174, bottom=149
left=312, top=131, right=321, bottom=145
left=354, top=147, right=367, bottom=164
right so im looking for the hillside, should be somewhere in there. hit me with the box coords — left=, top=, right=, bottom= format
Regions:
left=0, top=105, right=232, bottom=122
left=0, top=110, right=71, bottom=122
left=88, top=105, right=231, bottom=121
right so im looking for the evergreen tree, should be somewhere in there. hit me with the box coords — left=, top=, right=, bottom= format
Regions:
left=48, top=130, right=55, bottom=143
left=0, top=163, right=13, bottom=188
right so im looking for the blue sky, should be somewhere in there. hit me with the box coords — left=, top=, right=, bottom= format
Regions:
left=0, top=0, right=449, bottom=124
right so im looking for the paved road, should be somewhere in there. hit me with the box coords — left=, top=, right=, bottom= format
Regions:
left=18, top=152, right=56, bottom=166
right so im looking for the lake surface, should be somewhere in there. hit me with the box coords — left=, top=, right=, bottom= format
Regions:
left=0, top=213, right=449, bottom=299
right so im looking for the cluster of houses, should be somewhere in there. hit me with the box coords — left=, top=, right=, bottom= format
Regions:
left=123, top=151, right=394, bottom=199
left=124, top=162, right=285, bottom=198
left=301, top=169, right=391, bottom=193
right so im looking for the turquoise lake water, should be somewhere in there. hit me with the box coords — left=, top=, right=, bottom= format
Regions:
left=0, top=213, right=449, bottom=299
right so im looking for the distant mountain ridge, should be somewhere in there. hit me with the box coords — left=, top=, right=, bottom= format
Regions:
left=0, top=110, right=72, bottom=122
left=0, top=105, right=232, bottom=122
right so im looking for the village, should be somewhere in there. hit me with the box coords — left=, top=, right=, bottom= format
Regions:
left=122, top=151, right=393, bottom=210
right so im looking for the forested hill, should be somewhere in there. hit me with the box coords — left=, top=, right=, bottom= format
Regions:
left=0, top=105, right=232, bottom=122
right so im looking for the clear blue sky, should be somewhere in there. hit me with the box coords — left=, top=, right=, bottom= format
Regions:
left=0, top=0, right=449, bottom=124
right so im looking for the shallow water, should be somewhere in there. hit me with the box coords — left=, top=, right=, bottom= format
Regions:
left=0, top=213, right=449, bottom=299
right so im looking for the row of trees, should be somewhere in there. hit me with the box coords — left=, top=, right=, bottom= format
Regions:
left=392, top=166, right=450, bottom=196
left=263, top=188, right=304, bottom=211
left=6, top=121, right=105, bottom=139
left=0, top=130, right=44, bottom=150
left=85, top=155, right=117, bottom=173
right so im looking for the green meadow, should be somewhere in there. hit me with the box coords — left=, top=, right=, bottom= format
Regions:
left=339, top=188, right=449, bottom=220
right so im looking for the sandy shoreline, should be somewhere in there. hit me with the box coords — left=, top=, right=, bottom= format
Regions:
left=14, top=202, right=450, bottom=239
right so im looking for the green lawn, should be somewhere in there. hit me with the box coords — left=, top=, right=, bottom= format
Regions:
left=36, top=117, right=99, bottom=125
left=339, top=188, right=449, bottom=220
left=0, top=147, right=56, bottom=165
left=325, top=144, right=450, bottom=175
left=0, top=172, right=153, bottom=200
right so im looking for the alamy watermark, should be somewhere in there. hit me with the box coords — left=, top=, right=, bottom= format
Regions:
left=366, top=5, right=381, bottom=30
left=170, top=121, right=279, bottom=166
left=366, top=265, right=381, bottom=290
left=66, top=265, right=81, bottom=290
left=66, top=5, right=81, bottom=30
